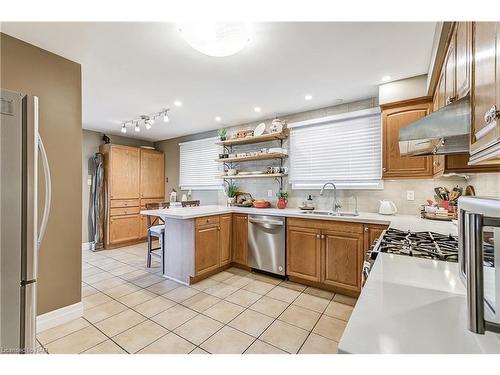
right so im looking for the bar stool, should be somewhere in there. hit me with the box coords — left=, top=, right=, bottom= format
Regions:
left=145, top=202, right=169, bottom=271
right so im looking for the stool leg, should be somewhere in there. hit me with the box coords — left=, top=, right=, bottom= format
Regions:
left=160, top=232, right=166, bottom=276
left=147, top=232, right=152, bottom=268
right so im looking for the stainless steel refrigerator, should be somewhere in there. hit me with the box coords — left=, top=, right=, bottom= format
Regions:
left=0, top=89, right=51, bottom=353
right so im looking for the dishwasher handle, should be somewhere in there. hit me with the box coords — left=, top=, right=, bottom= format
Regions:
left=248, top=218, right=284, bottom=226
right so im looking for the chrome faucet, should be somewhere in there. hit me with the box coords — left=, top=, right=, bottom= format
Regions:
left=320, top=182, right=342, bottom=213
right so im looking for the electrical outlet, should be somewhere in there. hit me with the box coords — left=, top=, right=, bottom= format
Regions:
left=267, top=190, right=273, bottom=198
left=407, top=190, right=415, bottom=201
left=87, top=176, right=92, bottom=186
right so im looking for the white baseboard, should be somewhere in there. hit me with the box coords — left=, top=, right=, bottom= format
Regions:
left=36, top=302, right=83, bottom=333
left=163, top=274, right=189, bottom=286
left=82, top=242, right=92, bottom=251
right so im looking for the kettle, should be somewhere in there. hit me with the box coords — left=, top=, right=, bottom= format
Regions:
left=379, top=200, right=397, bottom=215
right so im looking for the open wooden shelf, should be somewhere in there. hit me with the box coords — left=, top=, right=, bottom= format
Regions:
left=216, top=131, right=288, bottom=146
left=220, top=173, right=286, bottom=179
left=216, top=153, right=288, bottom=163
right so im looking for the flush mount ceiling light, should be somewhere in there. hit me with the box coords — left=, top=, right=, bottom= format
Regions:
left=305, top=94, right=313, bottom=101
left=177, top=22, right=252, bottom=57
left=254, top=106, right=261, bottom=113
left=174, top=100, right=183, bottom=107
left=381, top=75, right=392, bottom=82
left=215, top=116, right=221, bottom=122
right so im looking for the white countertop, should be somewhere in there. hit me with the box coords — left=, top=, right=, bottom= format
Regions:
left=338, top=253, right=500, bottom=353
left=140, top=205, right=457, bottom=235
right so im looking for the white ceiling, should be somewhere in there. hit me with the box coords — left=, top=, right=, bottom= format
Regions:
left=2, top=22, right=436, bottom=141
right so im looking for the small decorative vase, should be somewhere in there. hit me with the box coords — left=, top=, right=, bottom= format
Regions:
left=277, top=198, right=287, bottom=209
left=228, top=197, right=236, bottom=205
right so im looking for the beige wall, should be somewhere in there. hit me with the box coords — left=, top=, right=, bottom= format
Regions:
left=1, top=33, right=82, bottom=314
left=82, top=129, right=153, bottom=242
left=154, top=96, right=500, bottom=214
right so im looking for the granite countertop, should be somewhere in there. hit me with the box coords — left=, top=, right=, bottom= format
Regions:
left=338, top=253, right=500, bottom=353
left=140, top=205, right=457, bottom=235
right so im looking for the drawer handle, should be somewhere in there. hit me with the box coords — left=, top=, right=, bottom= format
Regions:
left=316, top=234, right=320, bottom=239
left=484, top=105, right=499, bottom=125
left=321, top=234, right=325, bottom=240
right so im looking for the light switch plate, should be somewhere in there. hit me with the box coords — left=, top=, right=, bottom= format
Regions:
left=267, top=190, right=273, bottom=198
left=406, top=190, right=415, bottom=201
left=87, top=176, right=93, bottom=186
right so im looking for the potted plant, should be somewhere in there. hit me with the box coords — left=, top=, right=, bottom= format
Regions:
left=277, top=191, right=288, bottom=209
left=218, top=128, right=227, bottom=141
left=226, top=183, right=239, bottom=205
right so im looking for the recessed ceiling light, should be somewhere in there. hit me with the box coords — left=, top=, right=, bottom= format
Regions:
left=215, top=116, right=221, bottom=122
left=381, top=75, right=391, bottom=82
left=305, top=94, right=312, bottom=101
left=174, top=100, right=183, bottom=107
left=254, top=107, right=261, bottom=113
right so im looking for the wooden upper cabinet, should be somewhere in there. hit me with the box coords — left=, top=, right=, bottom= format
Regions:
left=456, top=22, right=472, bottom=99
left=195, top=224, right=220, bottom=276
left=382, top=99, right=434, bottom=179
left=470, top=22, right=500, bottom=163
left=232, top=214, right=248, bottom=266
left=140, top=149, right=165, bottom=198
left=219, top=214, right=232, bottom=266
left=444, top=32, right=457, bottom=105
left=322, top=230, right=364, bottom=292
left=287, top=225, right=321, bottom=282
left=110, top=146, right=140, bottom=199
left=434, top=70, right=446, bottom=111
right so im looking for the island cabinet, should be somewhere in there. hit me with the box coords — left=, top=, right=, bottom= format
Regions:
left=232, top=214, right=248, bottom=266
left=193, top=214, right=234, bottom=279
left=100, top=144, right=165, bottom=249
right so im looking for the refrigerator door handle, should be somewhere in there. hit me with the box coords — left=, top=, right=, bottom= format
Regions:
left=37, top=134, right=51, bottom=248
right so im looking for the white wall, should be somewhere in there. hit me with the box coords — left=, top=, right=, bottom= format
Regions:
left=378, top=75, right=428, bottom=105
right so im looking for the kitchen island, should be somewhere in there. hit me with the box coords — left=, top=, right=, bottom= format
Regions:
left=338, top=252, right=500, bottom=353
left=141, top=205, right=457, bottom=285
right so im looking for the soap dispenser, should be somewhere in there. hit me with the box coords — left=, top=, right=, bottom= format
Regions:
left=306, top=195, right=314, bottom=209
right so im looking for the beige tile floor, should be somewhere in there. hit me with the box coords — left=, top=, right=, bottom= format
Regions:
left=38, top=242, right=356, bottom=354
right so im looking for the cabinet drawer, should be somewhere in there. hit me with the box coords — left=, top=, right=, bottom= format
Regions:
left=287, top=218, right=363, bottom=234
left=196, top=215, right=220, bottom=227
left=110, top=206, right=140, bottom=216
left=110, top=199, right=139, bottom=208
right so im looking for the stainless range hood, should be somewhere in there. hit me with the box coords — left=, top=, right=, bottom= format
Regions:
left=399, top=95, right=471, bottom=156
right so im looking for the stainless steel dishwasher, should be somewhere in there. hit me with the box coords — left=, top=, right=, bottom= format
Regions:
left=248, top=215, right=286, bottom=276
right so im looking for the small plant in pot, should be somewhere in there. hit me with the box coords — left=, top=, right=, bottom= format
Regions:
left=226, top=183, right=239, bottom=205
left=218, top=128, right=227, bottom=141
left=277, top=191, right=288, bottom=209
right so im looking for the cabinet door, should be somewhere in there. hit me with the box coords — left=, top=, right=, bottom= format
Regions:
left=109, top=215, right=140, bottom=244
left=433, top=155, right=445, bottom=176
left=456, top=22, right=472, bottom=99
left=140, top=149, right=165, bottom=198
left=195, top=225, right=220, bottom=276
left=471, top=22, right=499, bottom=155
left=444, top=32, right=456, bottom=105
left=382, top=100, right=434, bottom=178
left=363, top=224, right=387, bottom=253
left=435, top=70, right=446, bottom=110
left=232, top=214, right=248, bottom=266
left=287, top=226, right=321, bottom=282
left=219, top=214, right=232, bottom=266
left=110, top=146, right=140, bottom=199
left=322, top=230, right=364, bottom=293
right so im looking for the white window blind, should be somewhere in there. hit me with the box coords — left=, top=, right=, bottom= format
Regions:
left=289, top=108, right=383, bottom=189
left=179, top=137, right=222, bottom=190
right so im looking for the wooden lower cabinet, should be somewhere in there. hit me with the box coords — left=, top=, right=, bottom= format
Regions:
left=286, top=226, right=321, bottom=282
left=109, top=215, right=141, bottom=245
left=286, top=218, right=384, bottom=295
left=322, top=230, right=364, bottom=293
left=232, top=214, right=248, bottom=266
left=195, top=224, right=220, bottom=276
left=219, top=214, right=232, bottom=266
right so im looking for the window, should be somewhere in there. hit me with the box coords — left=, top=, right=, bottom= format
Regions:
left=289, top=107, right=382, bottom=189
left=179, top=137, right=222, bottom=190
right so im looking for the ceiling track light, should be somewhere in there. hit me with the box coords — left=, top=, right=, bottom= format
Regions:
left=120, top=107, right=170, bottom=134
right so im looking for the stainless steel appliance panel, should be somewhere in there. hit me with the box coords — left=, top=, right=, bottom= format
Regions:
left=248, top=215, right=286, bottom=276
left=0, top=89, right=23, bottom=351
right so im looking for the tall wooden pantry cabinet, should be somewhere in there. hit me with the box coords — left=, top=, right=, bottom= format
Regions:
left=99, top=144, right=165, bottom=249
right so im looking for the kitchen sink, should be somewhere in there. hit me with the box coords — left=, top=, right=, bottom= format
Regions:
left=301, top=211, right=359, bottom=217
